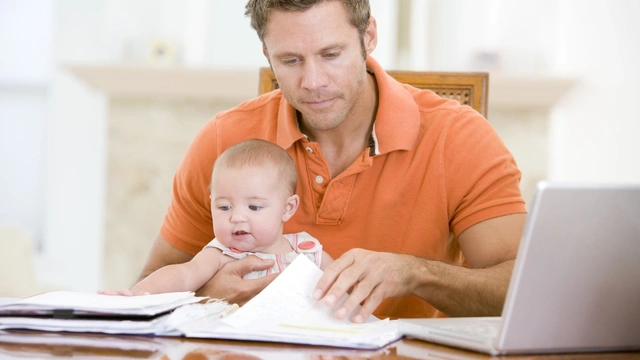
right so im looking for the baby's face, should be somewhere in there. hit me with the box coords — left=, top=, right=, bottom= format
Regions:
left=209, top=165, right=291, bottom=253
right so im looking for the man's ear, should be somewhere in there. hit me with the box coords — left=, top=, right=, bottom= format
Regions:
left=263, top=44, right=269, bottom=60
left=364, top=16, right=378, bottom=56
left=282, top=194, right=300, bottom=222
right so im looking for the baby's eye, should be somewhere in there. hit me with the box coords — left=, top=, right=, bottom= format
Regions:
left=249, top=205, right=261, bottom=211
left=218, top=205, right=230, bottom=211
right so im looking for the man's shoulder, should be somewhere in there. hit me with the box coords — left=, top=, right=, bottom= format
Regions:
left=401, top=84, right=492, bottom=135
left=185, top=91, right=285, bottom=154
left=214, top=91, right=283, bottom=123
left=401, top=84, right=470, bottom=118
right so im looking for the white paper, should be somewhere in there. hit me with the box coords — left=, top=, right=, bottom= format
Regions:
left=0, top=291, right=203, bottom=316
left=0, top=256, right=402, bottom=350
left=0, top=298, right=18, bottom=306
left=221, top=254, right=323, bottom=328
left=0, top=314, right=175, bottom=334
left=0, top=300, right=230, bottom=336
left=187, top=255, right=402, bottom=349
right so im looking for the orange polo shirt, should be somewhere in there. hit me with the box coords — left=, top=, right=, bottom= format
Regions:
left=161, top=57, right=526, bottom=319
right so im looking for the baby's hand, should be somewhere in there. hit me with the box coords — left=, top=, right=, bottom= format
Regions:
left=97, top=289, right=150, bottom=296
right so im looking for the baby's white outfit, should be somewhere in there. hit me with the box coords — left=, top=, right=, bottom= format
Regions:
left=204, top=231, right=323, bottom=279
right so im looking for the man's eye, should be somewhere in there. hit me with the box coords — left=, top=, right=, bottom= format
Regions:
left=249, top=205, right=261, bottom=211
left=324, top=52, right=339, bottom=59
left=282, top=58, right=299, bottom=65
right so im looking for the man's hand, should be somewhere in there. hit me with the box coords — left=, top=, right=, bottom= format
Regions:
left=313, top=214, right=525, bottom=322
left=313, top=248, right=419, bottom=323
left=196, top=255, right=278, bottom=305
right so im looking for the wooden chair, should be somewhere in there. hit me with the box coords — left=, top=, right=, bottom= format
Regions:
left=258, top=67, right=489, bottom=117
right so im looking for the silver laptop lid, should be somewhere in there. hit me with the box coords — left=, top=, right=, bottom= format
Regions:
left=499, top=182, right=640, bottom=353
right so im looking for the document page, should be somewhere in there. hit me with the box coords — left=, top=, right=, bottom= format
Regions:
left=221, top=254, right=323, bottom=328
left=0, top=291, right=203, bottom=316
left=201, top=255, right=401, bottom=349
left=0, top=298, right=18, bottom=306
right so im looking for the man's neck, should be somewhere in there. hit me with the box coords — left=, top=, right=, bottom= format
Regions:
left=301, top=71, right=379, bottom=178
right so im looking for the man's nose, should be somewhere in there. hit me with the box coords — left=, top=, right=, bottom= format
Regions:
left=301, top=61, right=328, bottom=90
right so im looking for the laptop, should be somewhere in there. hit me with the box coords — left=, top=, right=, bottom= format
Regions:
left=398, top=182, right=640, bottom=355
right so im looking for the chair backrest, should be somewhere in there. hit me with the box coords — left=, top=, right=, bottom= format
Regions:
left=258, top=67, right=489, bottom=117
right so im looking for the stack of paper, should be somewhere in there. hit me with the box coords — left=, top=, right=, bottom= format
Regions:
left=0, top=291, right=202, bottom=317
left=0, top=256, right=402, bottom=349
left=0, top=291, right=207, bottom=335
left=180, top=255, right=402, bottom=349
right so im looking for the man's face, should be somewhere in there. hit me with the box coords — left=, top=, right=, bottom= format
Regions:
left=262, top=1, right=376, bottom=133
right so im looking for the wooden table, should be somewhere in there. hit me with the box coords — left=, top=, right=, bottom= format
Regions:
left=0, top=331, right=639, bottom=359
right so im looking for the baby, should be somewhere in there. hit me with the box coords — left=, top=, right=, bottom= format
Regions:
left=101, top=139, right=332, bottom=295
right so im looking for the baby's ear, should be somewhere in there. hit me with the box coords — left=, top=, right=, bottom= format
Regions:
left=282, top=194, right=300, bottom=222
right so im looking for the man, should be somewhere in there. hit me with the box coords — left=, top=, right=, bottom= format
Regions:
left=138, top=0, right=527, bottom=323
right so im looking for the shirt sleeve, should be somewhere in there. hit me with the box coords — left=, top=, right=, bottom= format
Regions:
left=160, top=118, right=219, bottom=255
left=443, top=107, right=527, bottom=237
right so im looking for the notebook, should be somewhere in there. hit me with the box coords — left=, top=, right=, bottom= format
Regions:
left=398, top=182, right=640, bottom=355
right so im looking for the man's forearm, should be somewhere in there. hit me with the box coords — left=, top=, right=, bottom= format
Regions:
left=412, top=258, right=515, bottom=317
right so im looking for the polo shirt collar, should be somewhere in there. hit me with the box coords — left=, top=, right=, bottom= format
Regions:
left=276, top=98, right=305, bottom=150
left=275, top=56, right=420, bottom=155
left=367, top=57, right=420, bottom=155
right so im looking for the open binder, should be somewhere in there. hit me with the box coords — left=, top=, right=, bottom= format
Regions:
left=0, top=256, right=401, bottom=350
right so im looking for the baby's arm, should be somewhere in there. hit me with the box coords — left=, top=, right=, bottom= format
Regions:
left=132, top=247, right=229, bottom=294
left=100, top=248, right=229, bottom=295
left=320, top=251, right=334, bottom=271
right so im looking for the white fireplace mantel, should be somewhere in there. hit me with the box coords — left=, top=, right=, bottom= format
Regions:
left=65, top=64, right=261, bottom=103
left=66, top=64, right=578, bottom=110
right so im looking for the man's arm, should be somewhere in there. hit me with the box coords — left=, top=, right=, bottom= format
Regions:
left=313, top=213, right=526, bottom=323
left=196, top=256, right=278, bottom=305
left=137, top=233, right=278, bottom=305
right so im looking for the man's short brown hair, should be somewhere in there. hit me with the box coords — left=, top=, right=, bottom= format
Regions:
left=245, top=0, right=371, bottom=44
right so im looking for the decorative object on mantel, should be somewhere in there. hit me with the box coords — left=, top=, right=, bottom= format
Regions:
left=147, top=41, right=178, bottom=67
left=471, top=49, right=502, bottom=73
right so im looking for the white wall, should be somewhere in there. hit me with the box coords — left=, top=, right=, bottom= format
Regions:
left=427, top=0, right=639, bottom=184
left=33, top=0, right=283, bottom=292
left=208, top=2, right=266, bottom=68
left=369, top=0, right=398, bottom=69
left=38, top=0, right=108, bottom=291
left=549, top=1, right=640, bottom=183
left=428, top=0, right=557, bottom=73
left=0, top=0, right=53, bottom=247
